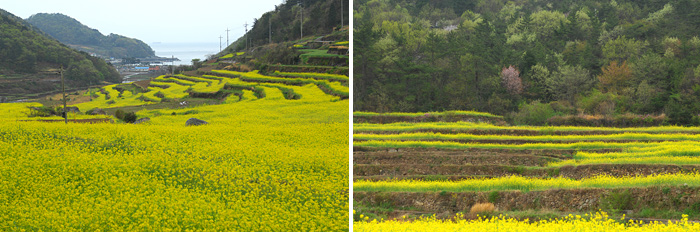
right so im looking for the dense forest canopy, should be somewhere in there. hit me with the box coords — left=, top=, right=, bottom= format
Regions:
left=26, top=13, right=155, bottom=58
left=354, top=0, right=700, bottom=125
left=223, top=0, right=349, bottom=53
left=0, top=9, right=120, bottom=84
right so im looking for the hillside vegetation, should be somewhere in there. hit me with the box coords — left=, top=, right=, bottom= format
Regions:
left=222, top=0, right=349, bottom=53
left=354, top=0, right=700, bottom=126
left=26, top=13, right=155, bottom=58
left=0, top=9, right=120, bottom=100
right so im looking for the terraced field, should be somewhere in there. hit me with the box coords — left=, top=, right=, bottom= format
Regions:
left=353, top=112, right=700, bottom=230
left=1, top=59, right=349, bottom=229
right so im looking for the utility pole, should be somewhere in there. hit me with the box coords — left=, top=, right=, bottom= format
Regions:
left=300, top=1, right=303, bottom=39
left=60, top=65, right=67, bottom=124
left=244, top=22, right=249, bottom=50
left=219, top=35, right=223, bottom=52
left=269, top=17, right=272, bottom=44
left=340, top=0, right=343, bottom=28
left=225, top=28, right=231, bottom=46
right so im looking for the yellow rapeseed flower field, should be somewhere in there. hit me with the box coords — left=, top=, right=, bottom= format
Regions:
left=0, top=71, right=349, bottom=230
left=355, top=212, right=700, bottom=231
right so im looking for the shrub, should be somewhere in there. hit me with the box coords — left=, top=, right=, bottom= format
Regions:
left=488, top=191, right=501, bottom=203
left=154, top=91, right=165, bottom=98
left=114, top=109, right=125, bottom=120
left=123, top=112, right=137, bottom=123
left=578, top=90, right=617, bottom=115
left=599, top=189, right=632, bottom=213
left=27, top=106, right=56, bottom=117
left=510, top=101, right=556, bottom=125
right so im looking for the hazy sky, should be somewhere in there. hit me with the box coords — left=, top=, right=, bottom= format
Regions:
left=1, top=0, right=283, bottom=44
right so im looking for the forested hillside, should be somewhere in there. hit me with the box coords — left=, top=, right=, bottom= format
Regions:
left=354, top=0, right=700, bottom=125
left=224, top=0, right=348, bottom=53
left=27, top=13, right=155, bottom=58
left=0, top=9, right=120, bottom=99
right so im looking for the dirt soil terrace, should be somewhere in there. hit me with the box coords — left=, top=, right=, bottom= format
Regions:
left=355, top=186, right=700, bottom=220
left=353, top=115, right=507, bottom=125
left=354, top=163, right=700, bottom=180
left=356, top=128, right=700, bottom=136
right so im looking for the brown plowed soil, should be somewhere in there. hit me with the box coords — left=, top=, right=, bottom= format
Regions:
left=354, top=152, right=564, bottom=166
left=354, top=164, right=700, bottom=180
left=21, top=118, right=113, bottom=123
left=353, top=147, right=622, bottom=154
left=354, top=138, right=672, bottom=144
left=355, top=129, right=700, bottom=136
left=355, top=186, right=700, bottom=220
left=354, top=164, right=541, bottom=177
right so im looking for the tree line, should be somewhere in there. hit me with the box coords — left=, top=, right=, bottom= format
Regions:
left=354, top=0, right=700, bottom=125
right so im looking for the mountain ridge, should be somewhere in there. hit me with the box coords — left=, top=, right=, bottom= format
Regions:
left=26, top=13, right=155, bottom=58
left=0, top=8, right=120, bottom=101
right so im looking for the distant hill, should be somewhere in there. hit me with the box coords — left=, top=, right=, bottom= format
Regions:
left=0, top=9, right=120, bottom=100
left=26, top=13, right=155, bottom=58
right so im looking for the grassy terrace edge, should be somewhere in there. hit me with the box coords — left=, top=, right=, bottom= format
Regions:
left=354, top=122, right=700, bottom=134
left=354, top=111, right=503, bottom=118
left=353, top=132, right=700, bottom=142
left=353, top=172, right=700, bottom=192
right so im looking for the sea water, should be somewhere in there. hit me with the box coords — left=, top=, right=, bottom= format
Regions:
left=149, top=42, right=220, bottom=66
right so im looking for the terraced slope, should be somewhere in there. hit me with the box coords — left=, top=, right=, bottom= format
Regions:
left=70, top=70, right=348, bottom=111
left=1, top=62, right=349, bottom=231
left=353, top=115, right=700, bottom=224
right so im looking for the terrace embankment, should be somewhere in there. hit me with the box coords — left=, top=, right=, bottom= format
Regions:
left=354, top=115, right=506, bottom=125
left=354, top=164, right=700, bottom=180
left=355, top=128, right=700, bottom=135
left=355, top=186, right=700, bottom=220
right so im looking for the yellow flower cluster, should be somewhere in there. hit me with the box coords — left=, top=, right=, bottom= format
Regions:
left=354, top=172, right=700, bottom=192
left=354, top=212, right=700, bottom=231
left=70, top=70, right=347, bottom=111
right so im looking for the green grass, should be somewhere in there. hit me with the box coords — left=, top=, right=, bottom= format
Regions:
left=270, top=71, right=348, bottom=82
left=354, top=111, right=503, bottom=119
left=298, top=49, right=348, bottom=64
left=353, top=140, right=666, bottom=150
left=354, top=122, right=700, bottom=134
left=354, top=132, right=700, bottom=143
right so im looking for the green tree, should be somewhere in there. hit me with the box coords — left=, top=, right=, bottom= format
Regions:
left=546, top=65, right=595, bottom=103
left=602, top=36, right=646, bottom=63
